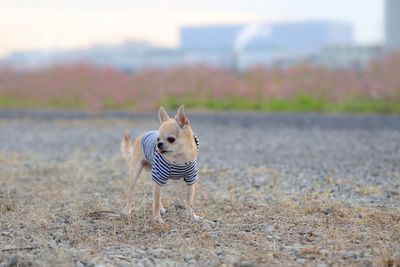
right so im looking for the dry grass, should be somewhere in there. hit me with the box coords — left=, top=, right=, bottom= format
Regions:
left=1, top=150, right=400, bottom=266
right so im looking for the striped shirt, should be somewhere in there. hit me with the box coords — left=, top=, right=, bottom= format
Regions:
left=141, top=131, right=199, bottom=186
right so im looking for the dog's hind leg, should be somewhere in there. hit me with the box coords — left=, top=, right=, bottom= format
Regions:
left=122, top=159, right=143, bottom=215
left=121, top=135, right=145, bottom=215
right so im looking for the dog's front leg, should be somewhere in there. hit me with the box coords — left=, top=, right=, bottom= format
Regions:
left=186, top=183, right=201, bottom=221
left=153, top=183, right=165, bottom=223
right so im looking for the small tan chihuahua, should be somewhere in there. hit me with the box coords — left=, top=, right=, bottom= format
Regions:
left=121, top=105, right=201, bottom=223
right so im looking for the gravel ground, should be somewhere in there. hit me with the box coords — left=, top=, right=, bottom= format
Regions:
left=0, top=110, right=399, bottom=266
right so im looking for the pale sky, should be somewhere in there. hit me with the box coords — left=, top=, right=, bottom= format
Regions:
left=0, top=0, right=384, bottom=57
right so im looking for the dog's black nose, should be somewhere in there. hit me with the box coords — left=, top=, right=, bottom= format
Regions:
left=157, top=142, right=164, bottom=149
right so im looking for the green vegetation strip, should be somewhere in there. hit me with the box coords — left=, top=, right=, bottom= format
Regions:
left=162, top=95, right=400, bottom=113
left=1, top=95, right=400, bottom=113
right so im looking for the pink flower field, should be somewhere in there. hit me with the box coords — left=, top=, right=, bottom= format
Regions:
left=0, top=55, right=399, bottom=112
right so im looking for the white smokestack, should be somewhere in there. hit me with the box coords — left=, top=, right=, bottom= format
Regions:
left=234, top=23, right=271, bottom=53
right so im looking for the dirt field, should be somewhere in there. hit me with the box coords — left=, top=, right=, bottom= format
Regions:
left=1, top=110, right=400, bottom=266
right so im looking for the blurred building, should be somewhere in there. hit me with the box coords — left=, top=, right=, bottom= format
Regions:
left=385, top=0, right=400, bottom=52
left=180, top=21, right=354, bottom=69
left=181, top=22, right=353, bottom=53
left=314, top=45, right=383, bottom=68
left=180, top=25, right=243, bottom=52
left=1, top=41, right=185, bottom=72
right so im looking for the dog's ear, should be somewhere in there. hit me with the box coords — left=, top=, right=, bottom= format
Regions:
left=158, top=106, right=170, bottom=123
left=176, top=105, right=190, bottom=128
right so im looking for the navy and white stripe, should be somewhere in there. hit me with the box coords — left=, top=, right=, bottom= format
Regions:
left=141, top=131, right=199, bottom=186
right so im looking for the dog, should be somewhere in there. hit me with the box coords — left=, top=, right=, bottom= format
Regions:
left=121, top=105, right=201, bottom=223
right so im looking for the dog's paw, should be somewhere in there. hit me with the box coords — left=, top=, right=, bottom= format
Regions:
left=192, top=214, right=203, bottom=221
left=153, top=216, right=165, bottom=224
left=160, top=207, right=167, bottom=215
left=187, top=212, right=203, bottom=221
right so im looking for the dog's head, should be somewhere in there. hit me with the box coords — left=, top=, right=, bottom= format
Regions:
left=157, top=105, right=197, bottom=164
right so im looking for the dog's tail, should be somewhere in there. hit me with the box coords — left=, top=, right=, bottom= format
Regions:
left=121, top=131, right=133, bottom=160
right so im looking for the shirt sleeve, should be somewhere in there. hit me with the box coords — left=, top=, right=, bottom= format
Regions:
left=151, top=153, right=170, bottom=186
left=184, top=161, right=198, bottom=185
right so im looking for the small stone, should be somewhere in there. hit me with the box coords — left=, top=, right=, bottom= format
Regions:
left=174, top=203, right=186, bottom=210
left=364, top=260, right=372, bottom=267
left=184, top=254, right=195, bottom=262
left=235, top=261, right=255, bottom=267
left=287, top=243, right=303, bottom=251
left=296, top=258, right=307, bottom=264
left=203, top=219, right=216, bottom=228
left=138, top=258, right=154, bottom=267
left=2, top=255, right=19, bottom=266
left=135, top=248, right=146, bottom=255
left=187, top=259, right=197, bottom=265
left=393, top=252, right=400, bottom=261
left=299, top=230, right=307, bottom=236
left=342, top=251, right=359, bottom=259
left=386, top=190, right=399, bottom=197
left=75, top=260, right=88, bottom=267
left=200, top=223, right=212, bottom=231
left=217, top=252, right=236, bottom=263
left=323, top=208, right=334, bottom=216
left=259, top=223, right=275, bottom=233
left=361, top=251, right=372, bottom=258
left=319, top=249, right=330, bottom=256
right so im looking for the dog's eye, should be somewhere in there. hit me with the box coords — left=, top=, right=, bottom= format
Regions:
left=157, top=137, right=160, bottom=142
left=167, top=137, right=175, bottom=143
